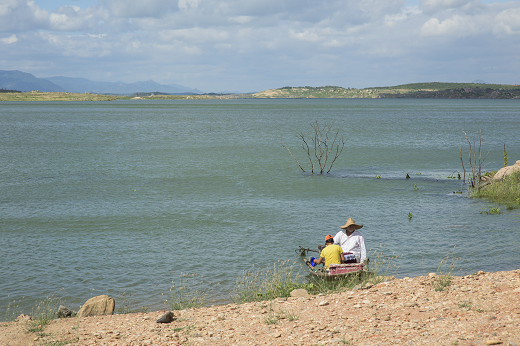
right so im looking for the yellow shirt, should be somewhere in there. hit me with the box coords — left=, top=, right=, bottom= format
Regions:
left=320, top=244, right=343, bottom=269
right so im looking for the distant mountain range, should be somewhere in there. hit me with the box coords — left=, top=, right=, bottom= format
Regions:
left=0, top=70, right=201, bottom=94
left=0, top=70, right=66, bottom=92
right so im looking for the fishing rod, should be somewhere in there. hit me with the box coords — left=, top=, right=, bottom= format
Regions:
left=295, top=246, right=320, bottom=256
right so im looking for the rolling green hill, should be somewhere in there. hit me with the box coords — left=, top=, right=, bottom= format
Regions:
left=251, top=83, right=520, bottom=99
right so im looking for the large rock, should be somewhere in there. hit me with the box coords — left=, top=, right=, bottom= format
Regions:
left=57, top=305, right=74, bottom=318
left=156, top=311, right=175, bottom=323
left=77, top=295, right=115, bottom=318
left=493, top=160, right=520, bottom=181
left=290, top=289, right=309, bottom=297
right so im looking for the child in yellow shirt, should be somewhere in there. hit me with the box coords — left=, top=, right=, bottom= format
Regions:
left=314, top=235, right=345, bottom=269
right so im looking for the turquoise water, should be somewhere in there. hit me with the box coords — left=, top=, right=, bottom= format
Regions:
left=1, top=99, right=519, bottom=315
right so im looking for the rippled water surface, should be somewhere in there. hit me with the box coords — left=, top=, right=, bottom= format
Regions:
left=1, top=99, right=519, bottom=315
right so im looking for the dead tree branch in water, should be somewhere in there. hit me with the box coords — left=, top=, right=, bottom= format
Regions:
left=461, top=130, right=488, bottom=189
left=282, top=120, right=346, bottom=174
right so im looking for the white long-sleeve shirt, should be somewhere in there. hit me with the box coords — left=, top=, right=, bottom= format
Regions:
left=333, top=229, right=366, bottom=262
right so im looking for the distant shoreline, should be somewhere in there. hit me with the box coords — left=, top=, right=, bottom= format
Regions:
left=2, top=82, right=520, bottom=101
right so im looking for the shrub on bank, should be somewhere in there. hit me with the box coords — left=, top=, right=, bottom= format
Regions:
left=230, top=250, right=399, bottom=304
left=473, top=170, right=520, bottom=208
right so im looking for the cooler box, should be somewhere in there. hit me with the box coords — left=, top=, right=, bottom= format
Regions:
left=329, top=263, right=364, bottom=275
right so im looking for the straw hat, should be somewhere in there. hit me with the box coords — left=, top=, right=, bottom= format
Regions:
left=339, top=218, right=363, bottom=230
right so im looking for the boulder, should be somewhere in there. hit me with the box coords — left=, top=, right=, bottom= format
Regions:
left=57, top=305, right=74, bottom=318
left=493, top=160, right=520, bottom=181
left=77, top=295, right=115, bottom=318
left=290, top=288, right=309, bottom=297
left=156, top=311, right=175, bottom=323
left=15, top=314, right=32, bottom=322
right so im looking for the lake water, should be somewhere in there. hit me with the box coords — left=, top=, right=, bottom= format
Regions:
left=1, top=99, right=519, bottom=317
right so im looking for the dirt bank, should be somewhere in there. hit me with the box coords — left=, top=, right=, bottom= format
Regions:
left=2, top=269, right=519, bottom=346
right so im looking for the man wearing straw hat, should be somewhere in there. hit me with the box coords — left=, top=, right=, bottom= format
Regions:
left=334, top=218, right=367, bottom=264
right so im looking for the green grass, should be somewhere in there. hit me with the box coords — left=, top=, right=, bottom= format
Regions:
left=472, top=170, right=520, bottom=208
left=230, top=260, right=308, bottom=303
left=231, top=247, right=400, bottom=304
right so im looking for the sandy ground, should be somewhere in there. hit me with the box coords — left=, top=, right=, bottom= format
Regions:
left=1, top=269, right=519, bottom=346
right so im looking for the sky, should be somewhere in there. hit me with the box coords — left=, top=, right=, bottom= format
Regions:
left=0, top=0, right=519, bottom=92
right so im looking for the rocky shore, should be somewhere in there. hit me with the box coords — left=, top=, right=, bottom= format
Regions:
left=2, top=269, right=519, bottom=346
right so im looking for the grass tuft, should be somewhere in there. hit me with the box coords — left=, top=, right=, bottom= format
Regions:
left=458, top=300, right=473, bottom=311
left=231, top=260, right=308, bottom=303
left=25, top=294, right=62, bottom=334
left=432, top=252, right=458, bottom=291
left=164, top=273, right=208, bottom=310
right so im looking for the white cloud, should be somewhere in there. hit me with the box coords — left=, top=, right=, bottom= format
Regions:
left=0, top=0, right=19, bottom=16
left=419, top=0, right=480, bottom=14
left=101, top=0, right=178, bottom=18
left=1, top=34, right=17, bottom=44
left=420, top=14, right=482, bottom=36
left=1, top=0, right=520, bottom=90
left=289, top=29, right=321, bottom=43
left=88, top=33, right=107, bottom=38
left=385, top=7, right=422, bottom=22
left=178, top=0, right=201, bottom=10
left=493, top=7, right=520, bottom=34
left=228, top=16, right=253, bottom=24
left=158, top=28, right=229, bottom=43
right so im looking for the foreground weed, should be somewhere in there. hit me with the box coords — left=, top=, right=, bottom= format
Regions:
left=264, top=304, right=282, bottom=325
left=432, top=251, right=458, bottom=291
left=307, top=274, right=361, bottom=294
left=231, top=260, right=307, bottom=303
left=41, top=339, right=78, bottom=346
left=25, top=293, right=63, bottom=334
left=364, top=245, right=401, bottom=285
left=458, top=300, right=473, bottom=311
left=165, top=273, right=208, bottom=310
left=26, top=320, right=49, bottom=334
left=115, top=289, right=141, bottom=314
left=2, top=295, right=23, bottom=322
left=264, top=311, right=280, bottom=325
left=284, top=308, right=301, bottom=321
